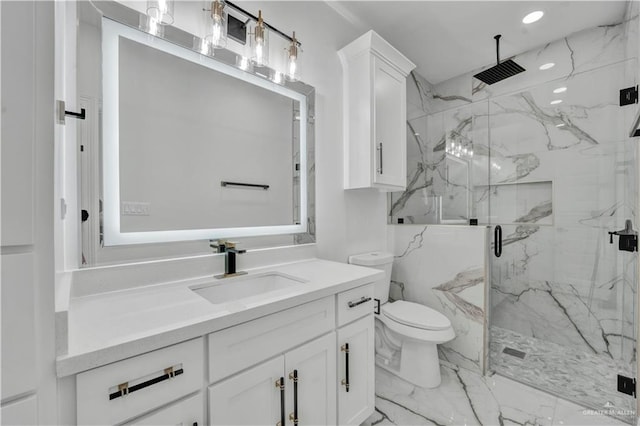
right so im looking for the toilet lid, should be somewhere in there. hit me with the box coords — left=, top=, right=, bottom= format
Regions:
left=382, top=301, right=451, bottom=331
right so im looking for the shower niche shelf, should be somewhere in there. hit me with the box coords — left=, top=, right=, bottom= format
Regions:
left=475, top=180, right=553, bottom=225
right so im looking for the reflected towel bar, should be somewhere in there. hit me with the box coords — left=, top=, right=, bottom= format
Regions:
left=220, top=181, right=270, bottom=190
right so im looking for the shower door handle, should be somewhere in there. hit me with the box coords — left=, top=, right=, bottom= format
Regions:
left=494, top=225, right=502, bottom=257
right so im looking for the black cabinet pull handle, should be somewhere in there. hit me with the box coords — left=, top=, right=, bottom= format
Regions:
left=348, top=296, right=372, bottom=308
left=494, top=225, right=502, bottom=258
left=288, top=370, right=299, bottom=424
left=275, top=377, right=285, bottom=426
left=341, top=344, right=350, bottom=392
left=108, top=366, right=183, bottom=400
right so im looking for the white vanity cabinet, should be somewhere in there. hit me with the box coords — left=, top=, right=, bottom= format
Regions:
left=209, top=333, right=336, bottom=425
left=336, top=284, right=376, bottom=425
left=76, top=338, right=204, bottom=425
left=339, top=30, right=416, bottom=191
left=70, top=279, right=379, bottom=425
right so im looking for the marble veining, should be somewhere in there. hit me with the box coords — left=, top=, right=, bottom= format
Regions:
left=364, top=363, right=630, bottom=426
left=490, top=326, right=635, bottom=424
left=392, top=225, right=488, bottom=374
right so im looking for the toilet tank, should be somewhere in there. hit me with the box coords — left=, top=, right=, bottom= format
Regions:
left=348, top=252, right=394, bottom=304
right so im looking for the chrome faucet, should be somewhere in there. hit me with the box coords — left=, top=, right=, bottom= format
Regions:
left=210, top=240, right=247, bottom=278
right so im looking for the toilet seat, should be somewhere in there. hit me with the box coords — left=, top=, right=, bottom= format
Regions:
left=382, top=301, right=452, bottom=330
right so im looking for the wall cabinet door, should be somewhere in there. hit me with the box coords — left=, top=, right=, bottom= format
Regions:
left=209, top=356, right=284, bottom=425
left=373, top=56, right=406, bottom=189
left=127, top=393, right=203, bottom=426
left=284, top=333, right=336, bottom=426
left=337, top=315, right=375, bottom=425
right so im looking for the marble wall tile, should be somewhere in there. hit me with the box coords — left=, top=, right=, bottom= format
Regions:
left=391, top=225, right=489, bottom=374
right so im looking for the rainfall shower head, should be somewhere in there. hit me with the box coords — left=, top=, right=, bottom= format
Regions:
left=473, top=35, right=525, bottom=85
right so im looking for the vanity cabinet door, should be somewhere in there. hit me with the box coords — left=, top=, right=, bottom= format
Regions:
left=372, top=56, right=406, bottom=189
left=337, top=315, right=375, bottom=425
left=126, top=393, right=203, bottom=426
left=209, top=356, right=284, bottom=425
left=284, top=333, right=336, bottom=426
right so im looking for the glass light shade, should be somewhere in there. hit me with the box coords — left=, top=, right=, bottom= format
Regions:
left=286, top=32, right=300, bottom=81
left=251, top=11, right=269, bottom=66
left=139, top=14, right=165, bottom=37
left=206, top=0, right=228, bottom=49
left=193, top=36, right=212, bottom=56
left=146, top=0, right=174, bottom=25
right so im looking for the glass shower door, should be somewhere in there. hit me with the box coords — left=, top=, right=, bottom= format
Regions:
left=487, top=60, right=638, bottom=422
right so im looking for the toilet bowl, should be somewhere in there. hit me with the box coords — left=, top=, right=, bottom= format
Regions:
left=349, top=252, right=455, bottom=388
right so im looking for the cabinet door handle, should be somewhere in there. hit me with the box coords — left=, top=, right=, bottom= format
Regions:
left=341, top=343, right=350, bottom=392
left=275, top=377, right=285, bottom=426
left=108, top=364, right=183, bottom=400
left=288, top=370, right=299, bottom=425
left=347, top=296, right=371, bottom=308
left=377, top=143, right=383, bottom=174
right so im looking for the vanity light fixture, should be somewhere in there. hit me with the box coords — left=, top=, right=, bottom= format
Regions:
left=146, top=0, right=174, bottom=25
left=553, top=86, right=567, bottom=93
left=287, top=32, right=300, bottom=81
left=251, top=10, right=269, bottom=66
left=550, top=99, right=563, bottom=105
left=207, top=0, right=228, bottom=49
left=539, top=62, right=555, bottom=70
left=522, top=10, right=544, bottom=25
left=556, top=123, right=566, bottom=127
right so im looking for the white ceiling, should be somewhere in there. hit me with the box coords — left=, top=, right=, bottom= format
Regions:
left=329, top=1, right=628, bottom=84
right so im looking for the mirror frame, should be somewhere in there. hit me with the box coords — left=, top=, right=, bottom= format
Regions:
left=98, top=3, right=315, bottom=246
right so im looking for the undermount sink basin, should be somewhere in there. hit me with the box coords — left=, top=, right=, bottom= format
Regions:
left=190, top=272, right=307, bottom=305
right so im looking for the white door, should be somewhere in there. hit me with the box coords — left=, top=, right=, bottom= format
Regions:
left=127, top=393, right=203, bottom=426
left=337, top=316, right=375, bottom=425
left=209, top=356, right=284, bottom=425
left=285, top=333, right=336, bottom=425
left=373, top=56, right=406, bottom=188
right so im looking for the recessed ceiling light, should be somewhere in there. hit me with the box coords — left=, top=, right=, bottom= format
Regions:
left=550, top=99, right=563, bottom=105
left=522, top=11, right=544, bottom=24
left=553, top=87, right=567, bottom=94
left=539, top=62, right=555, bottom=70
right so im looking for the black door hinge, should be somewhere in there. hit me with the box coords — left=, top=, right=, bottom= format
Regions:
left=617, top=374, right=636, bottom=398
left=620, top=86, right=638, bottom=106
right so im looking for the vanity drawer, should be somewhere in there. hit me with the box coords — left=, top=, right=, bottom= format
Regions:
left=76, top=338, right=204, bottom=425
left=337, top=284, right=375, bottom=327
left=208, top=296, right=334, bottom=383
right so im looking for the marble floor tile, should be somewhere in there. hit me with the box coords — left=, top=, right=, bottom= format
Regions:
left=490, top=326, right=635, bottom=424
left=552, top=398, right=632, bottom=426
left=364, top=363, right=632, bottom=426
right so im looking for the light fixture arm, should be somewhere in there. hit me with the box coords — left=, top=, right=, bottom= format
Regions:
left=224, top=0, right=302, bottom=47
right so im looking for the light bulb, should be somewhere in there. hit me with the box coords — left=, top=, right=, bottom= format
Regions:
left=252, top=10, right=269, bottom=66
left=208, top=0, right=227, bottom=49
left=286, top=31, right=299, bottom=81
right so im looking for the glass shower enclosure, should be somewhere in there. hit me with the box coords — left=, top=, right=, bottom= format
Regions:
left=484, top=60, right=638, bottom=423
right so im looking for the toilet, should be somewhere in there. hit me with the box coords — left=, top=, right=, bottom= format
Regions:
left=349, top=252, right=455, bottom=388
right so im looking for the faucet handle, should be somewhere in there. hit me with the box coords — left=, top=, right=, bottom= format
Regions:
left=225, top=241, right=246, bottom=254
left=209, top=239, right=227, bottom=253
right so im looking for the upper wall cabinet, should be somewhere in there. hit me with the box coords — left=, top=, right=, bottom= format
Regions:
left=339, top=31, right=415, bottom=191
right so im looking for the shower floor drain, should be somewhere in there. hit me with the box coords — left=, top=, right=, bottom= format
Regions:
left=502, top=347, right=527, bottom=359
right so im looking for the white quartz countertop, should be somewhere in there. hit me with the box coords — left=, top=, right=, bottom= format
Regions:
left=56, top=258, right=383, bottom=377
